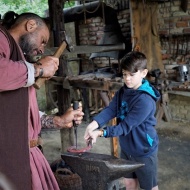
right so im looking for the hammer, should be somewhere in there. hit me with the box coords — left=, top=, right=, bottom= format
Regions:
left=33, top=38, right=71, bottom=89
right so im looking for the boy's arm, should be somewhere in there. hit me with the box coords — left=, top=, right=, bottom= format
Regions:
left=105, top=94, right=155, bottom=137
left=93, top=92, right=118, bottom=127
left=84, top=92, right=119, bottom=144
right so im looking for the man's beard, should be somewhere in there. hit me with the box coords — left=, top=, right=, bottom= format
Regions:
left=19, top=33, right=40, bottom=63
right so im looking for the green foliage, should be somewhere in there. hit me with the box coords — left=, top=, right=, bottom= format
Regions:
left=64, top=1, right=75, bottom=8
left=0, top=0, right=75, bottom=18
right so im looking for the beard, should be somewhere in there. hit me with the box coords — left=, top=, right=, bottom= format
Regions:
left=19, top=33, right=41, bottom=63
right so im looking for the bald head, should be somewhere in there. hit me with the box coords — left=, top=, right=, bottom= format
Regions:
left=2, top=12, right=47, bottom=30
left=13, top=13, right=46, bottom=29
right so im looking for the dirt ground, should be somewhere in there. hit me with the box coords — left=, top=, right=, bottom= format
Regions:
left=41, top=119, right=190, bottom=190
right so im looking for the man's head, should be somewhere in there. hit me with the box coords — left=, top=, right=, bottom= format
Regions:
left=121, top=51, right=148, bottom=89
left=8, top=12, right=50, bottom=62
left=2, top=11, right=19, bottom=29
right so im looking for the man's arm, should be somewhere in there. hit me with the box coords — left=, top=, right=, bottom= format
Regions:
left=40, top=106, right=84, bottom=129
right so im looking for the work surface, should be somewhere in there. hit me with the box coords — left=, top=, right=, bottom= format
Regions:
left=41, top=120, right=190, bottom=190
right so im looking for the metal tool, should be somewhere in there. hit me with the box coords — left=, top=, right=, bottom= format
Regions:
left=86, top=137, right=93, bottom=148
left=33, top=35, right=72, bottom=90
left=72, top=100, right=79, bottom=149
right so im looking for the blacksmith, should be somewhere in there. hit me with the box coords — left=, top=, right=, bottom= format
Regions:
left=0, top=12, right=83, bottom=190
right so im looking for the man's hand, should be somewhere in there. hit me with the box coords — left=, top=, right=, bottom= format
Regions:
left=34, top=56, right=59, bottom=78
left=53, top=104, right=84, bottom=128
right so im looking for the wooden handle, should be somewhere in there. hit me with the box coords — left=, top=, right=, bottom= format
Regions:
left=33, top=41, right=67, bottom=89
left=53, top=41, right=67, bottom=58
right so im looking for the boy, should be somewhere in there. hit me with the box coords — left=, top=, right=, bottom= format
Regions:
left=84, top=51, right=160, bottom=190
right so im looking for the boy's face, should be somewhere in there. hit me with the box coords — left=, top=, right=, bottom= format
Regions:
left=122, top=69, right=148, bottom=89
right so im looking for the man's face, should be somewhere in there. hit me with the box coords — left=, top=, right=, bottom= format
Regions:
left=19, top=26, right=49, bottom=62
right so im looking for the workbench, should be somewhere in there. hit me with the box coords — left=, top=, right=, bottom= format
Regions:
left=49, top=73, right=123, bottom=111
left=49, top=75, right=190, bottom=123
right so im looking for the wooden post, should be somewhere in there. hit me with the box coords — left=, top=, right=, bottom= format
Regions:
left=48, top=0, right=74, bottom=153
left=110, top=117, right=119, bottom=158
left=156, top=92, right=171, bottom=124
left=109, top=92, right=119, bottom=158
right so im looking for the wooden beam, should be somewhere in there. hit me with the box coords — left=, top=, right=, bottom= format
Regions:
left=110, top=117, right=119, bottom=158
left=110, top=92, right=119, bottom=158
left=48, top=0, right=74, bottom=152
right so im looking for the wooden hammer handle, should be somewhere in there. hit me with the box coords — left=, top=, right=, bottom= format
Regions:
left=33, top=41, right=67, bottom=89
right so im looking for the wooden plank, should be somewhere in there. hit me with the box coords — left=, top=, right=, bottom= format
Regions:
left=68, top=78, right=123, bottom=91
left=108, top=81, right=123, bottom=91
left=156, top=102, right=164, bottom=123
left=162, top=103, right=171, bottom=122
left=110, top=117, right=119, bottom=158
left=164, top=64, right=178, bottom=70
left=168, top=90, right=190, bottom=97
left=110, top=92, right=119, bottom=158
left=69, top=79, right=107, bottom=90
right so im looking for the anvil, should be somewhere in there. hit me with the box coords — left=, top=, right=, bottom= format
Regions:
left=61, top=152, right=144, bottom=190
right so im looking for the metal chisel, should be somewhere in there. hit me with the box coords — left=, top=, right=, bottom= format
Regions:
left=73, top=100, right=79, bottom=149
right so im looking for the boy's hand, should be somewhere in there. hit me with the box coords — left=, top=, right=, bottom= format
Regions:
left=86, top=130, right=101, bottom=145
left=84, top=120, right=100, bottom=145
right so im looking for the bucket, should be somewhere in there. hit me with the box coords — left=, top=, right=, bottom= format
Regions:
left=54, top=168, right=82, bottom=190
left=50, top=159, right=83, bottom=190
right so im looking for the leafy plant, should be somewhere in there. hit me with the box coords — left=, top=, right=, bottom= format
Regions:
left=0, top=0, right=75, bottom=18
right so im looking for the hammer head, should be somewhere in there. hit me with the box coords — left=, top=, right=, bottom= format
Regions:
left=63, top=31, right=74, bottom=52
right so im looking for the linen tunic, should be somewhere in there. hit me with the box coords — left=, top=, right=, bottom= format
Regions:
left=0, top=25, right=59, bottom=190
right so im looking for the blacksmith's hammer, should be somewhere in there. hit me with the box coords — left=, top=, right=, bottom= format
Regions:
left=33, top=34, right=72, bottom=89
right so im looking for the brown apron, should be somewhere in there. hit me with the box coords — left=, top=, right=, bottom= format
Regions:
left=0, top=25, right=31, bottom=190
